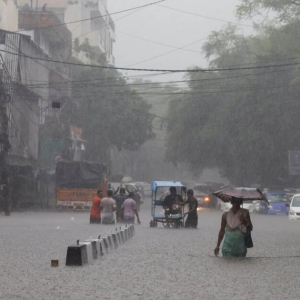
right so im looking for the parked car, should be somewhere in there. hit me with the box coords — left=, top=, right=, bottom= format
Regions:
left=243, top=201, right=257, bottom=213
left=124, top=183, right=143, bottom=204
left=287, top=194, right=300, bottom=220
left=221, top=200, right=257, bottom=213
left=221, top=201, right=232, bottom=212
left=252, top=200, right=261, bottom=213
left=193, top=183, right=213, bottom=208
left=131, top=182, right=151, bottom=197
left=261, top=191, right=290, bottom=215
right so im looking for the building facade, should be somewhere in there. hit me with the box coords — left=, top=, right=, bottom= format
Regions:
left=18, top=0, right=116, bottom=65
left=0, top=0, right=18, bottom=31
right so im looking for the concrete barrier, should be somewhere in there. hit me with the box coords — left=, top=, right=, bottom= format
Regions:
left=86, top=239, right=102, bottom=258
left=119, top=230, right=125, bottom=243
left=104, top=234, right=113, bottom=250
left=66, top=225, right=136, bottom=266
left=126, top=227, right=132, bottom=239
left=117, top=232, right=122, bottom=244
left=111, top=233, right=118, bottom=250
left=101, top=237, right=109, bottom=254
left=66, top=242, right=88, bottom=266
left=79, top=242, right=93, bottom=264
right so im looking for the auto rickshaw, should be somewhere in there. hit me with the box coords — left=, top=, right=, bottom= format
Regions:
left=150, top=181, right=186, bottom=228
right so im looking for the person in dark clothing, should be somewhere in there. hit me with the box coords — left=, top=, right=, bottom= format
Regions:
left=163, top=187, right=183, bottom=213
left=182, top=189, right=198, bottom=228
left=113, top=187, right=128, bottom=222
left=163, top=187, right=183, bottom=222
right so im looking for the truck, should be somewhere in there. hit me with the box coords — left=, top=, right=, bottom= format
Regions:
left=56, top=161, right=107, bottom=211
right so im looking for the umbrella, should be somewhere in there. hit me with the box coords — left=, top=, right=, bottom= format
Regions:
left=212, top=187, right=268, bottom=202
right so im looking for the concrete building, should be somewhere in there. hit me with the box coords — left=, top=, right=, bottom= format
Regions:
left=0, top=0, right=18, bottom=31
left=18, top=0, right=116, bottom=65
left=18, top=10, right=72, bottom=114
left=0, top=29, right=50, bottom=165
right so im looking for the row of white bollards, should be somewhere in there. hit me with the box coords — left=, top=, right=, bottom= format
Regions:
left=65, top=224, right=135, bottom=266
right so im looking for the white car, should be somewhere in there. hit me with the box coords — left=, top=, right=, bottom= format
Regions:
left=221, top=201, right=255, bottom=213
left=242, top=201, right=255, bottom=213
left=288, top=194, right=300, bottom=220
left=221, top=202, right=232, bottom=212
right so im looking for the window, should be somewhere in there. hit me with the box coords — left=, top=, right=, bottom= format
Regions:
left=267, top=194, right=289, bottom=203
left=292, top=196, right=300, bottom=207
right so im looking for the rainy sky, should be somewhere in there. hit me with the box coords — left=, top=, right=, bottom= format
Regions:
left=108, top=0, right=254, bottom=81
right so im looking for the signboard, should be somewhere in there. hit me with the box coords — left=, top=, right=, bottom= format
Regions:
left=57, top=188, right=97, bottom=202
left=70, top=125, right=83, bottom=140
left=289, top=151, right=300, bottom=175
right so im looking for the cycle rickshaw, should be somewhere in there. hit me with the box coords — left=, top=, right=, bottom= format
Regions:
left=150, top=181, right=186, bottom=228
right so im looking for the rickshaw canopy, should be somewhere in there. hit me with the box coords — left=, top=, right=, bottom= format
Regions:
left=151, top=181, right=186, bottom=192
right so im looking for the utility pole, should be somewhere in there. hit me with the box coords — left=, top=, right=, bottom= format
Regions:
left=0, top=78, right=11, bottom=216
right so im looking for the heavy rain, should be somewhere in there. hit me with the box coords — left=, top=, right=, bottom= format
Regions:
left=0, top=0, right=300, bottom=299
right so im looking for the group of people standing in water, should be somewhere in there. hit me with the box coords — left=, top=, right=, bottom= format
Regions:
left=91, top=185, right=253, bottom=257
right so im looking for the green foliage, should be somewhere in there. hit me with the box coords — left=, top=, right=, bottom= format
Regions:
left=71, top=40, right=153, bottom=163
left=166, top=20, right=300, bottom=186
left=73, top=38, right=107, bottom=64
left=236, top=0, right=300, bottom=23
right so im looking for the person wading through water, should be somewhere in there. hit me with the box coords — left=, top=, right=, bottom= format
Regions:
left=214, top=196, right=253, bottom=257
left=179, top=189, right=198, bottom=228
left=90, top=190, right=103, bottom=224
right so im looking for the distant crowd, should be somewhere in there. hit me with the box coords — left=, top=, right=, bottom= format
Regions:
left=90, top=188, right=140, bottom=225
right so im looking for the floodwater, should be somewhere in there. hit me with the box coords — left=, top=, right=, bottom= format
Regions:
left=0, top=200, right=300, bottom=300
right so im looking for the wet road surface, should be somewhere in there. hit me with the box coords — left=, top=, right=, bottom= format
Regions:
left=0, top=200, right=300, bottom=300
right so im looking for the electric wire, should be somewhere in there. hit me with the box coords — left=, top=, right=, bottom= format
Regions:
left=2, top=49, right=300, bottom=72
left=116, top=29, right=202, bottom=54
left=126, top=37, right=207, bottom=67
left=156, top=4, right=253, bottom=28
left=13, top=64, right=298, bottom=94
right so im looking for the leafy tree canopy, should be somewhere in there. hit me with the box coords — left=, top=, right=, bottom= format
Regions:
left=236, top=0, right=300, bottom=24
left=166, top=13, right=300, bottom=186
left=71, top=39, right=154, bottom=163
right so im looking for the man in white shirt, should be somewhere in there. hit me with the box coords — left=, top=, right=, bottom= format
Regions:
left=100, top=190, right=117, bottom=224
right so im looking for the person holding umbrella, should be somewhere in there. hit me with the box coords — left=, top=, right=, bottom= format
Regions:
left=214, top=196, right=253, bottom=257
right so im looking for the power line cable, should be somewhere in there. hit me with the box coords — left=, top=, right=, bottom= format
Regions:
left=126, top=37, right=207, bottom=67
left=18, top=63, right=299, bottom=88
left=66, top=79, right=300, bottom=97
left=21, top=65, right=299, bottom=95
left=2, top=49, right=300, bottom=72
left=156, top=4, right=253, bottom=28
left=116, top=29, right=202, bottom=54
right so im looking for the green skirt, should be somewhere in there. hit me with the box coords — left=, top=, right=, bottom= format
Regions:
left=222, top=227, right=247, bottom=257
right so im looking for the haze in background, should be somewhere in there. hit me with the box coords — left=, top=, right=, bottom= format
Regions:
left=108, top=0, right=253, bottom=82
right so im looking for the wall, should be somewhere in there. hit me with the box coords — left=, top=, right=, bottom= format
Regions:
left=0, top=0, right=18, bottom=31
left=0, top=30, right=50, bottom=165
left=9, top=84, right=40, bottom=164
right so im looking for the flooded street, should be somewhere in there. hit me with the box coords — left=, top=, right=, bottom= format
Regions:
left=1, top=200, right=300, bottom=300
